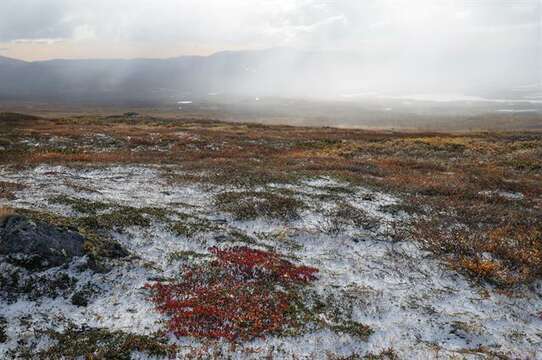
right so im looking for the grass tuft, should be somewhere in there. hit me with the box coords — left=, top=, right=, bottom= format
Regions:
left=21, top=326, right=177, bottom=360
left=215, top=191, right=305, bottom=220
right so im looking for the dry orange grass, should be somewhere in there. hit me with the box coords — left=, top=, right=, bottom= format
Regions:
left=0, top=181, right=25, bottom=200
left=412, top=217, right=542, bottom=286
left=0, top=207, right=16, bottom=221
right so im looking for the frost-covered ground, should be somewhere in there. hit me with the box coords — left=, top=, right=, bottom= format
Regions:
left=1, top=165, right=541, bottom=359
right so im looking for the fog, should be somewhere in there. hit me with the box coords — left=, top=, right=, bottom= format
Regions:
left=0, top=0, right=541, bottom=100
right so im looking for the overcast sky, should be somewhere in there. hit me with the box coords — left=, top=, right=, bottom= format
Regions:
left=0, top=0, right=540, bottom=62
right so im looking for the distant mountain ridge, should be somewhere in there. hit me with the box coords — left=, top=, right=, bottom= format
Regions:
left=0, top=48, right=537, bottom=105
left=0, top=49, right=368, bottom=104
left=0, top=55, right=27, bottom=65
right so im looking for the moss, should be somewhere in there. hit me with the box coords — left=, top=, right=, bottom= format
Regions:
left=331, top=320, right=374, bottom=340
left=319, top=202, right=379, bottom=235
left=78, top=208, right=151, bottom=229
left=278, top=288, right=374, bottom=342
left=167, top=250, right=209, bottom=263
left=212, top=229, right=274, bottom=250
left=48, top=195, right=111, bottom=214
left=363, top=348, right=399, bottom=360
left=0, top=267, right=77, bottom=301
left=280, top=290, right=321, bottom=336
left=5, top=254, right=46, bottom=271
left=71, top=284, right=98, bottom=307
left=255, top=230, right=304, bottom=251
left=29, top=327, right=177, bottom=360
left=39, top=273, right=77, bottom=299
left=280, top=289, right=374, bottom=341
left=454, top=346, right=512, bottom=359
left=328, top=355, right=364, bottom=360
left=222, top=229, right=259, bottom=245
left=168, top=216, right=219, bottom=238
left=215, top=191, right=306, bottom=220
left=66, top=204, right=169, bottom=230
left=48, top=195, right=172, bottom=228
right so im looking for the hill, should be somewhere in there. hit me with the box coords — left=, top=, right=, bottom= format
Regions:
left=0, top=49, right=368, bottom=103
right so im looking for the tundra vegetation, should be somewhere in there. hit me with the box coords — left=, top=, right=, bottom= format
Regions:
left=0, top=112, right=540, bottom=359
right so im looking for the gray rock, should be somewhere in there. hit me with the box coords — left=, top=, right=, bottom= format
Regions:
left=0, top=215, right=85, bottom=269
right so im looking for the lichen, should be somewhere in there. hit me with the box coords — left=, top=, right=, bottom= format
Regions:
left=18, top=326, right=177, bottom=360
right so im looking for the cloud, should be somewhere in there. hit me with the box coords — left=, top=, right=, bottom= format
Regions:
left=0, top=0, right=539, bottom=91
left=0, top=0, right=539, bottom=49
left=0, top=0, right=72, bottom=42
left=0, top=0, right=538, bottom=95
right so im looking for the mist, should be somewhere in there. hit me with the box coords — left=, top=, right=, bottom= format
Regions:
left=0, top=0, right=541, bottom=102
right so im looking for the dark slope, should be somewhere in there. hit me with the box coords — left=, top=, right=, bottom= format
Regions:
left=0, top=49, right=366, bottom=104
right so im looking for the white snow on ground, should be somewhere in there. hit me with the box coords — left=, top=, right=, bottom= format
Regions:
left=1, top=165, right=541, bottom=359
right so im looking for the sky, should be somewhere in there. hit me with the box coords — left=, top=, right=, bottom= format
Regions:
left=0, top=0, right=540, bottom=62
left=0, top=0, right=539, bottom=97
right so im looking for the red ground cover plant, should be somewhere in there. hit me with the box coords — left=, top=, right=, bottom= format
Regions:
left=146, top=247, right=318, bottom=341
left=210, top=246, right=318, bottom=283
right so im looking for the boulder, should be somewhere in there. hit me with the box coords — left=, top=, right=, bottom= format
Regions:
left=0, top=215, right=85, bottom=269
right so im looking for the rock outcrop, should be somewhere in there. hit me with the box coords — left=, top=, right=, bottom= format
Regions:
left=0, top=214, right=85, bottom=269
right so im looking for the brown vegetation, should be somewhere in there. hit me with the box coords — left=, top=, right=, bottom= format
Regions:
left=0, top=207, right=16, bottom=222
left=0, top=181, right=25, bottom=200
left=1, top=113, right=541, bottom=287
left=215, top=191, right=305, bottom=220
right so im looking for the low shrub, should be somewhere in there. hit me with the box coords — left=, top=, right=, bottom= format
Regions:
left=146, top=246, right=318, bottom=341
left=412, top=217, right=542, bottom=286
left=215, top=191, right=305, bottom=220
left=0, top=181, right=25, bottom=200
left=26, top=327, right=177, bottom=360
